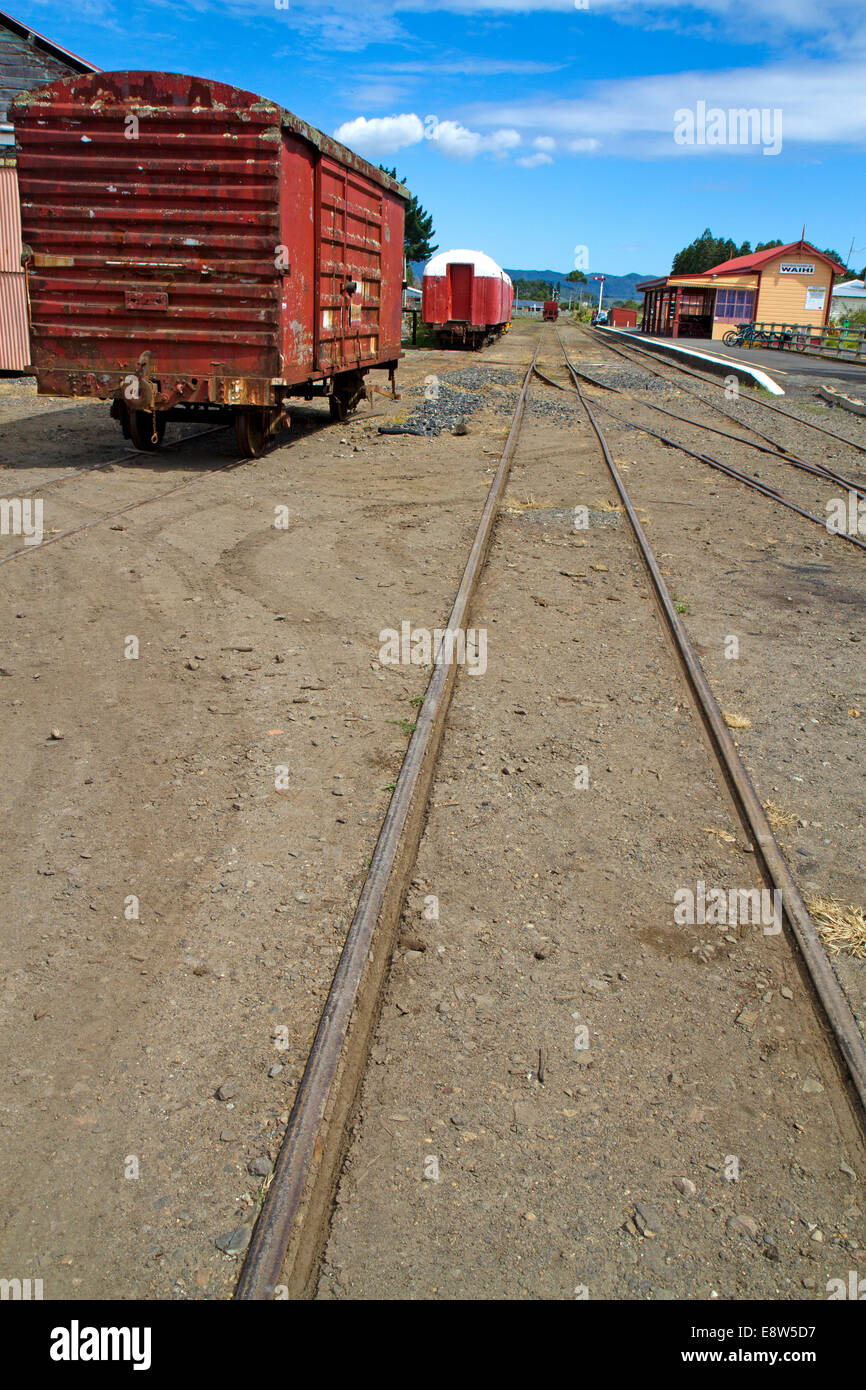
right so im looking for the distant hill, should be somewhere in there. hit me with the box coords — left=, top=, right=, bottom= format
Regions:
left=504, top=269, right=658, bottom=303
left=408, top=262, right=659, bottom=304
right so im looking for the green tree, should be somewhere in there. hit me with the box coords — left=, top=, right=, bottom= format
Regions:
left=566, top=269, right=587, bottom=283
left=672, top=229, right=754, bottom=274
left=379, top=166, right=438, bottom=262
left=515, top=278, right=554, bottom=300
left=817, top=247, right=845, bottom=271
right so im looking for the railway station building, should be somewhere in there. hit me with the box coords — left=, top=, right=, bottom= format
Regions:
left=0, top=9, right=96, bottom=370
left=636, top=240, right=844, bottom=342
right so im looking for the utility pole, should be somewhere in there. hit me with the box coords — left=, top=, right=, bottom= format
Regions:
left=592, top=274, right=605, bottom=314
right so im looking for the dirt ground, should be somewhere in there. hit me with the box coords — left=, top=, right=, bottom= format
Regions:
left=0, top=317, right=863, bottom=1301
left=319, top=321, right=866, bottom=1300
left=0, top=334, right=528, bottom=1299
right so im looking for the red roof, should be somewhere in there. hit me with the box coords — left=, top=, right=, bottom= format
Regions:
left=638, top=240, right=846, bottom=297
left=701, top=240, right=846, bottom=277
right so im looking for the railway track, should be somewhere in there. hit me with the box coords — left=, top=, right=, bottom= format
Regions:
left=0, top=387, right=426, bottom=567
left=535, top=347, right=866, bottom=555
left=545, top=340, right=866, bottom=504
left=0, top=424, right=230, bottom=505
left=235, top=325, right=866, bottom=1300
left=0, top=414, right=335, bottom=566
left=589, top=326, right=866, bottom=459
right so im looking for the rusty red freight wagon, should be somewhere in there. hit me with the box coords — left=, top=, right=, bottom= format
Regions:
left=10, top=71, right=407, bottom=454
left=421, top=249, right=512, bottom=349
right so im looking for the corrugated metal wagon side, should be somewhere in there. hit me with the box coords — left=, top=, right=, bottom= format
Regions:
left=10, top=71, right=406, bottom=453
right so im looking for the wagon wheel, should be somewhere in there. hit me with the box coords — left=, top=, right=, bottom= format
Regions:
left=329, top=391, right=350, bottom=423
left=235, top=408, right=270, bottom=457
left=128, top=408, right=165, bottom=452
left=329, top=371, right=365, bottom=423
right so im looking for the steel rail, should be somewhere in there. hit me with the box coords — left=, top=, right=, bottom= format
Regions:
left=588, top=327, right=798, bottom=450
left=557, top=330, right=866, bottom=1120
left=590, top=326, right=866, bottom=458
left=0, top=425, right=230, bottom=504
left=235, top=342, right=541, bottom=1300
left=589, top=397, right=866, bottom=554
left=549, top=351, right=865, bottom=500
left=540, top=346, right=866, bottom=552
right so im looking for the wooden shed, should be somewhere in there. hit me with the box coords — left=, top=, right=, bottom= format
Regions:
left=0, top=8, right=97, bottom=371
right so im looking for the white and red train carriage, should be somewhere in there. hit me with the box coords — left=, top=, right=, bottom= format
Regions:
left=421, top=249, right=513, bottom=349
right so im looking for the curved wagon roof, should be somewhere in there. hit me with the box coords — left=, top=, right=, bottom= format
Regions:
left=424, top=248, right=509, bottom=281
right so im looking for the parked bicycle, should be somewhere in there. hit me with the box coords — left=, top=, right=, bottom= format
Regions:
left=722, top=322, right=767, bottom=348
left=722, top=322, right=807, bottom=351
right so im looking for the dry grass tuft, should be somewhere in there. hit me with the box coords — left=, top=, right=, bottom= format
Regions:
left=704, top=826, right=736, bottom=844
left=806, top=896, right=866, bottom=959
left=503, top=490, right=553, bottom=514
left=764, top=800, right=797, bottom=833
left=723, top=710, right=752, bottom=730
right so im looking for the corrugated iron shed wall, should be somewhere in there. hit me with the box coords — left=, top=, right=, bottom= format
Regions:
left=0, top=157, right=19, bottom=265
left=0, top=158, right=27, bottom=367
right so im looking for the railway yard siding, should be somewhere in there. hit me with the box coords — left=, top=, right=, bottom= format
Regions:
left=0, top=319, right=864, bottom=1301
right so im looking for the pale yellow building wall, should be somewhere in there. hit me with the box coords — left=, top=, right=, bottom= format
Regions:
left=755, top=254, right=835, bottom=325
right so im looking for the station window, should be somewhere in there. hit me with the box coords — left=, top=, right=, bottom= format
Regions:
left=677, top=291, right=713, bottom=316
left=715, top=290, right=756, bottom=321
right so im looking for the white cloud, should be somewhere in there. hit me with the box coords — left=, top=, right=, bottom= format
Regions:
left=379, top=0, right=866, bottom=53
left=333, top=113, right=425, bottom=156
left=533, top=135, right=556, bottom=150
left=334, top=112, right=521, bottom=160
left=517, top=151, right=554, bottom=166
left=466, top=59, right=866, bottom=156
left=347, top=81, right=413, bottom=108
left=484, top=127, right=523, bottom=154
left=432, top=119, right=521, bottom=157
left=431, top=119, right=484, bottom=158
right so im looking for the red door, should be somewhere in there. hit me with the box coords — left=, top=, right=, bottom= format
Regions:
left=448, top=263, right=473, bottom=320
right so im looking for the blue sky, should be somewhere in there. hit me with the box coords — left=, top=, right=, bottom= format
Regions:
left=16, top=0, right=866, bottom=275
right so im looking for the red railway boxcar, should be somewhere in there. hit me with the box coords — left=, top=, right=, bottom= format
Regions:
left=542, top=300, right=559, bottom=322
left=422, top=249, right=512, bottom=349
left=609, top=307, right=637, bottom=329
left=10, top=71, right=407, bottom=454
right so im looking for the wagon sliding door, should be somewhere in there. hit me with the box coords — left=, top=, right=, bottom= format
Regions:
left=316, top=156, right=384, bottom=375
